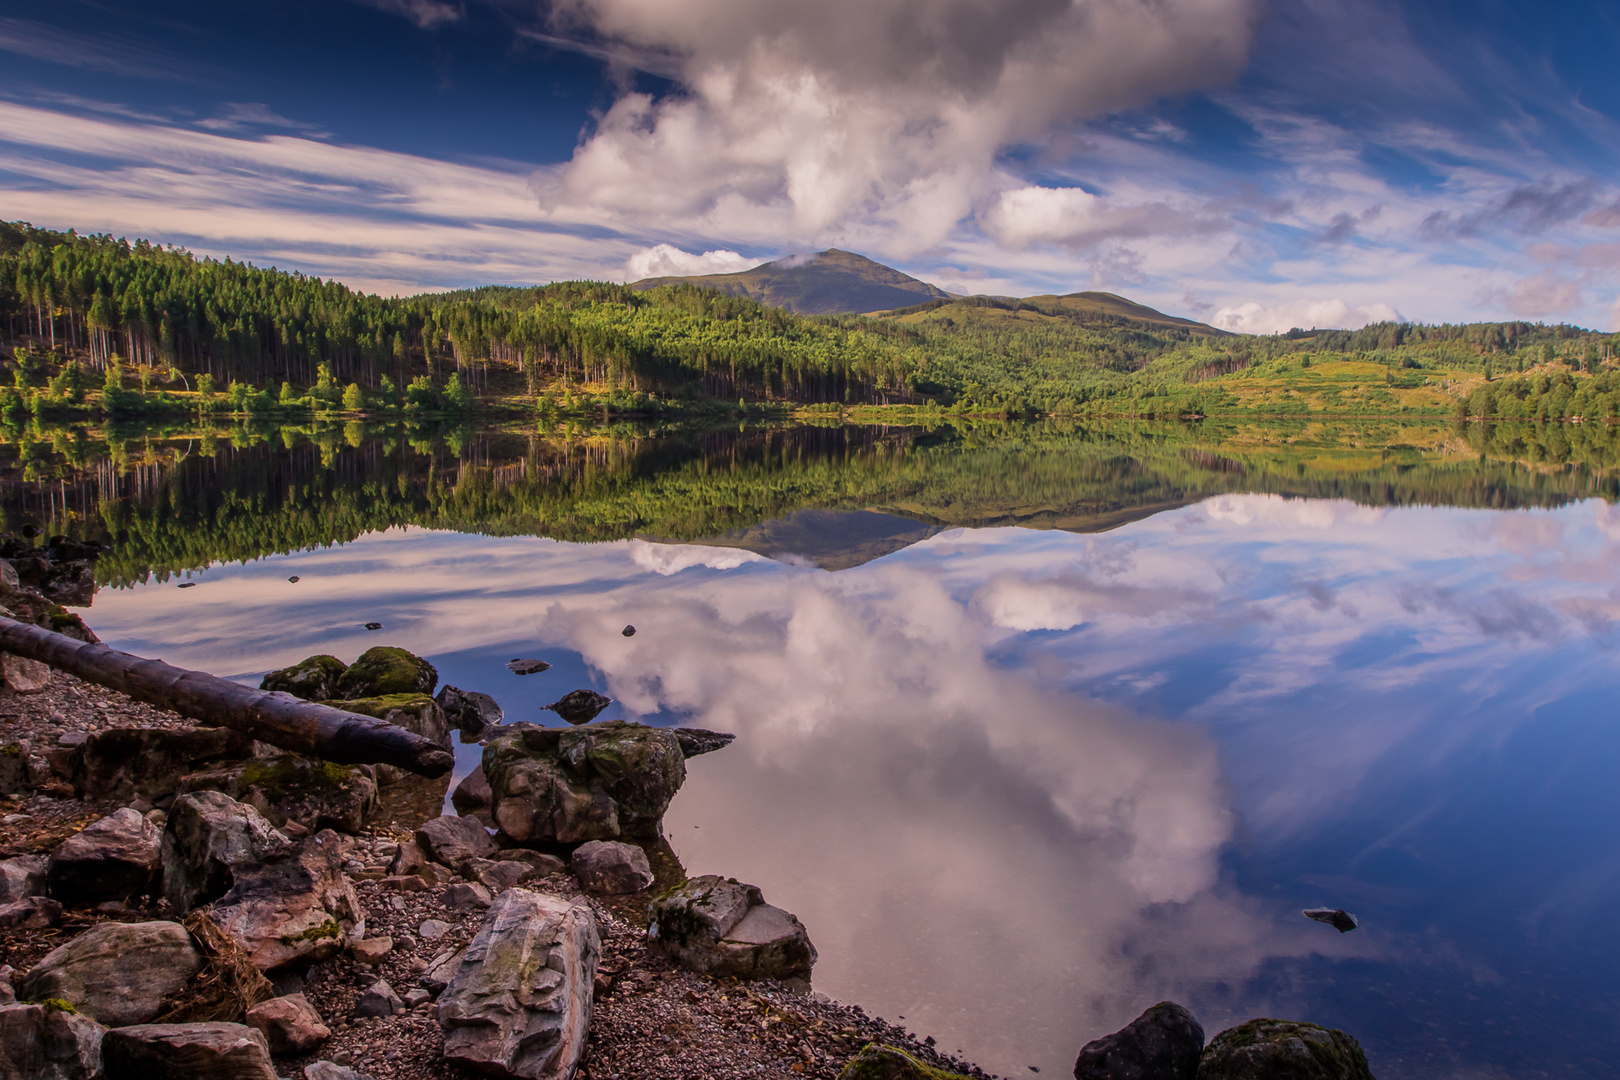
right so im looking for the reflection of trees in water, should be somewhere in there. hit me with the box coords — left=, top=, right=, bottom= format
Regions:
left=1, top=418, right=1618, bottom=583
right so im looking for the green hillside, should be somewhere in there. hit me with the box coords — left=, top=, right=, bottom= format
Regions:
left=630, top=249, right=949, bottom=315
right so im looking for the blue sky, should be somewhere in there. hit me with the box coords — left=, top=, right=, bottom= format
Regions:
left=2, top=0, right=1619, bottom=331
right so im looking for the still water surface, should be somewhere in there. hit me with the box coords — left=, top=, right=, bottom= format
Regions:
left=31, top=422, right=1620, bottom=1079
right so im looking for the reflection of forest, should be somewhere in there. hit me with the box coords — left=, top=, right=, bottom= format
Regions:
left=3, top=417, right=1619, bottom=583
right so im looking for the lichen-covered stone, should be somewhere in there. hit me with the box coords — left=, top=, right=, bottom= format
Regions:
left=178, top=755, right=377, bottom=834
left=161, top=791, right=292, bottom=914
left=47, top=808, right=162, bottom=905
left=838, top=1044, right=971, bottom=1080
left=646, top=875, right=816, bottom=980
left=0, top=1001, right=106, bottom=1080
left=1075, top=1001, right=1204, bottom=1080
left=336, top=647, right=437, bottom=700
left=482, top=721, right=685, bottom=845
left=101, top=1021, right=277, bottom=1080
left=1197, top=1019, right=1374, bottom=1080
left=260, top=655, right=348, bottom=703
left=19, top=921, right=204, bottom=1027
left=438, top=889, right=598, bottom=1080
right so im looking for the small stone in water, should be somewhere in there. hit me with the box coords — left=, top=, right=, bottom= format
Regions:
left=621, top=624, right=636, bottom=637
left=545, top=689, right=612, bottom=725
left=364, top=622, right=383, bottom=631
left=177, top=582, right=196, bottom=589
left=1303, top=907, right=1359, bottom=932
left=288, top=576, right=300, bottom=583
left=506, top=658, right=551, bottom=675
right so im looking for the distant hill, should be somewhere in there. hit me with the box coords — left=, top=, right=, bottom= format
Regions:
left=630, top=248, right=950, bottom=315
left=879, top=290, right=1228, bottom=337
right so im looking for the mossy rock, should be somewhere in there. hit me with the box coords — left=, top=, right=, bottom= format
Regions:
left=838, top=1045, right=970, bottom=1080
left=180, top=754, right=378, bottom=833
left=331, top=694, right=450, bottom=748
left=1198, top=1019, right=1374, bottom=1080
left=260, top=654, right=347, bottom=701
left=336, top=646, right=437, bottom=699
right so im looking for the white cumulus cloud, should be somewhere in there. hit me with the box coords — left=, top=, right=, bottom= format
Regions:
left=981, top=184, right=1220, bottom=250
left=1211, top=297, right=1405, bottom=334
left=624, top=243, right=760, bottom=280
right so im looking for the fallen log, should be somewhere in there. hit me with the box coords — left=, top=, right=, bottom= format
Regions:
left=0, top=618, right=454, bottom=777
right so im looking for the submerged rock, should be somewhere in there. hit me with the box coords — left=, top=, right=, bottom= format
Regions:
left=260, top=656, right=347, bottom=703
left=1198, top=1019, right=1373, bottom=1080
left=336, top=646, right=437, bottom=699
left=20, top=921, right=205, bottom=1027
left=47, top=808, right=162, bottom=906
left=1302, top=908, right=1359, bottom=933
left=0, top=1001, right=106, bottom=1080
left=483, top=721, right=685, bottom=844
left=544, top=690, right=612, bottom=726
left=101, top=1022, right=277, bottom=1080
left=571, top=840, right=653, bottom=895
left=646, top=875, right=816, bottom=981
left=1074, top=1001, right=1204, bottom=1080
left=438, top=889, right=598, bottom=1080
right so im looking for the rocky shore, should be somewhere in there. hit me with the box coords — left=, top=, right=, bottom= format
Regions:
left=0, top=546, right=1378, bottom=1080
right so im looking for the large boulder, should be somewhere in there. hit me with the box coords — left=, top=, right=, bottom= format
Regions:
left=438, top=889, right=599, bottom=1080
left=259, top=655, right=347, bottom=702
left=1197, top=1019, right=1374, bottom=1080
left=19, top=921, right=205, bottom=1026
left=838, top=1045, right=972, bottom=1079
left=437, top=685, right=503, bottom=737
left=571, top=840, right=653, bottom=895
left=1075, top=1001, right=1204, bottom=1080
left=415, top=814, right=497, bottom=871
left=0, top=854, right=47, bottom=902
left=209, top=831, right=365, bottom=972
left=72, top=728, right=256, bottom=801
left=646, top=875, right=816, bottom=980
left=0, top=1001, right=106, bottom=1080
left=47, top=808, right=162, bottom=905
left=162, top=791, right=292, bottom=914
left=482, top=721, right=686, bottom=844
left=335, top=647, right=437, bottom=700
left=177, top=756, right=377, bottom=834
left=101, top=1022, right=277, bottom=1080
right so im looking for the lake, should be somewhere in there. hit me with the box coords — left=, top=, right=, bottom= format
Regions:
left=10, top=417, right=1620, bottom=1078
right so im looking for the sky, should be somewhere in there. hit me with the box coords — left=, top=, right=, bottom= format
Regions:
left=2, top=1, right=1620, bottom=332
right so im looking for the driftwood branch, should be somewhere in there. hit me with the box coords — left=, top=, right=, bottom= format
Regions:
left=0, top=619, right=454, bottom=778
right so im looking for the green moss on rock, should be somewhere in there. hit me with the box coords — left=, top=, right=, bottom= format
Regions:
left=336, top=646, right=437, bottom=699
left=838, top=1044, right=970, bottom=1080
left=260, top=654, right=348, bottom=701
left=37, top=998, right=78, bottom=1015
left=1198, top=1018, right=1374, bottom=1080
left=279, top=918, right=341, bottom=946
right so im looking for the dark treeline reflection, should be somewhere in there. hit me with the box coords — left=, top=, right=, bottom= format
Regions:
left=4, top=416, right=1620, bottom=585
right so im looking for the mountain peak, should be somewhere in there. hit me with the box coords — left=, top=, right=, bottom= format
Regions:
left=630, top=249, right=949, bottom=315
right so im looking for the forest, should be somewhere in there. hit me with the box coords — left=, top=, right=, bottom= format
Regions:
left=4, top=220, right=1620, bottom=420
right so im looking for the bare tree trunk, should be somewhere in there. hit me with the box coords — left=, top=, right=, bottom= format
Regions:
left=0, top=620, right=453, bottom=777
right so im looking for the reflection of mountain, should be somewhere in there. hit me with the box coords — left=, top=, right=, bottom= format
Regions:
left=4, top=417, right=1620, bottom=581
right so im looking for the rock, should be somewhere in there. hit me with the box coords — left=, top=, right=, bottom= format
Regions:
left=259, top=655, right=347, bottom=703
left=438, top=889, right=598, bottom=1080
left=444, top=882, right=493, bottom=911
left=0, top=896, right=61, bottom=927
left=471, top=859, right=533, bottom=892
left=209, top=830, right=365, bottom=972
left=40, top=561, right=95, bottom=607
left=0, top=854, right=47, bottom=901
left=483, top=721, right=686, bottom=844
left=1303, top=908, right=1359, bottom=933
left=20, top=920, right=205, bottom=1026
left=305, top=1064, right=372, bottom=1080
left=451, top=765, right=493, bottom=815
left=0, top=965, right=13, bottom=1004
left=1198, top=1019, right=1374, bottom=1080
left=404, top=988, right=431, bottom=1008
left=672, top=728, right=737, bottom=758
left=388, top=837, right=431, bottom=878
left=47, top=808, right=163, bottom=905
left=351, top=937, right=393, bottom=966
left=506, top=658, right=550, bottom=675
left=420, top=947, right=466, bottom=996
left=0, top=653, right=51, bottom=693
left=328, top=695, right=451, bottom=783
left=437, top=686, right=503, bottom=736
left=571, top=840, right=653, bottom=895
left=246, top=993, right=330, bottom=1055
left=647, top=875, right=816, bottom=980
left=73, top=727, right=257, bottom=801
left=101, top=1022, right=277, bottom=1080
left=382, top=875, right=427, bottom=892
left=419, top=919, right=450, bottom=941
left=0, top=1001, right=106, bottom=1080
left=364, top=622, right=383, bottom=631
left=161, top=790, right=291, bottom=914
left=177, top=755, right=378, bottom=834
left=1074, top=1001, right=1204, bottom=1080
left=620, top=624, right=636, bottom=637
left=415, top=814, right=496, bottom=870
left=838, top=1045, right=972, bottom=1078
left=354, top=980, right=404, bottom=1018
left=336, top=647, right=437, bottom=700
left=495, top=849, right=568, bottom=876
left=544, top=689, right=612, bottom=725
left=286, top=576, right=300, bottom=584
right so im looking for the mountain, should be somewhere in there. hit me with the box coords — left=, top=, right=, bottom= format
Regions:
left=879, top=290, right=1228, bottom=337
left=630, top=248, right=951, bottom=315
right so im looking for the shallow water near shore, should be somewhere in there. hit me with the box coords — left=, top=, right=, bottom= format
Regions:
left=13, top=418, right=1620, bottom=1078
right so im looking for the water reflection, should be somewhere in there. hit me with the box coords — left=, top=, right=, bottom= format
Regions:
left=82, top=490, right=1620, bottom=1078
